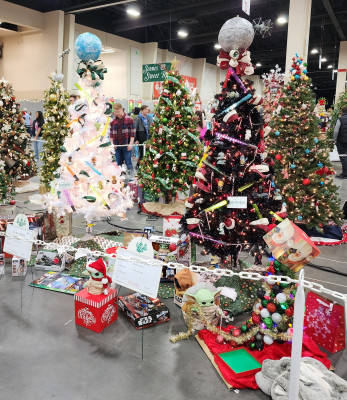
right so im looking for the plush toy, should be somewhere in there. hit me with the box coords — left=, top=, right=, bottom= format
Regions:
left=174, top=268, right=199, bottom=299
left=83, top=258, right=112, bottom=295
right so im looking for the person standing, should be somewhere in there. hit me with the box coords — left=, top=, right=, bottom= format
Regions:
left=135, top=105, right=151, bottom=165
left=32, top=111, right=45, bottom=161
left=110, top=103, right=135, bottom=176
left=23, top=108, right=32, bottom=136
left=333, top=106, right=347, bottom=179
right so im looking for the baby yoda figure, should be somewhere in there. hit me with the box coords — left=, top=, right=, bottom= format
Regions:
left=182, top=282, right=223, bottom=331
left=83, top=258, right=112, bottom=296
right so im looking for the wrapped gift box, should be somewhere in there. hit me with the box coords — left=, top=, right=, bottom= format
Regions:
left=35, top=250, right=66, bottom=272
left=263, top=219, right=320, bottom=272
left=74, top=288, right=118, bottom=333
left=12, top=256, right=27, bottom=276
left=118, top=292, right=170, bottom=329
left=150, top=235, right=179, bottom=281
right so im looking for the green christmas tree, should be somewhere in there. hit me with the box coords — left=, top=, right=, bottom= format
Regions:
left=0, top=78, right=36, bottom=180
left=0, top=159, right=14, bottom=204
left=268, top=54, right=342, bottom=228
left=328, top=89, right=347, bottom=147
left=138, top=65, right=203, bottom=200
left=40, top=73, right=70, bottom=190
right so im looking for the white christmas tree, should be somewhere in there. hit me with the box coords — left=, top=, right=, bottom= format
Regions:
left=43, top=33, right=133, bottom=224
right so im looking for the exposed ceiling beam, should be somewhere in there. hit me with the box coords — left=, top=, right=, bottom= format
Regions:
left=66, top=0, right=136, bottom=14
left=321, top=0, right=346, bottom=40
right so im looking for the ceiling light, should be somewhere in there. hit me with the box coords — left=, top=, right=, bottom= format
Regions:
left=277, top=16, right=287, bottom=24
left=127, top=8, right=140, bottom=17
left=101, top=48, right=115, bottom=54
left=334, top=69, right=338, bottom=72
left=311, top=49, right=319, bottom=54
left=327, top=65, right=333, bottom=69
left=256, top=63, right=262, bottom=67
left=321, top=57, right=327, bottom=62
left=178, top=30, right=188, bottom=38
left=214, top=43, right=221, bottom=49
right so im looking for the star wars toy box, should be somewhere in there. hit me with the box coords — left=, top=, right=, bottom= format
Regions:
left=118, top=292, right=170, bottom=329
left=74, top=288, right=118, bottom=333
left=263, top=219, right=320, bottom=272
left=12, top=257, right=27, bottom=276
left=35, top=250, right=66, bottom=272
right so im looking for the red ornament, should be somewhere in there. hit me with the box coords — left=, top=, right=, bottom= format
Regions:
left=232, top=328, right=241, bottom=337
left=285, top=307, right=294, bottom=317
left=266, top=303, right=276, bottom=313
left=157, top=188, right=161, bottom=193
left=302, top=179, right=310, bottom=185
left=252, top=314, right=261, bottom=324
left=275, top=154, right=282, bottom=160
left=172, top=229, right=177, bottom=235
left=179, top=249, right=185, bottom=256
left=215, top=335, right=224, bottom=344
left=139, top=184, right=143, bottom=188
left=169, top=243, right=177, bottom=252
left=9, top=200, right=16, bottom=205
left=288, top=196, right=294, bottom=202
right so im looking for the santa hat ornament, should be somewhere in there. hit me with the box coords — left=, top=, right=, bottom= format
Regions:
left=87, top=258, right=112, bottom=295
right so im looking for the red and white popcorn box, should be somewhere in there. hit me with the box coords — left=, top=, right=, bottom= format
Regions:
left=163, top=215, right=181, bottom=238
left=128, top=180, right=139, bottom=202
left=263, top=218, right=320, bottom=272
left=74, top=288, right=118, bottom=333
left=304, top=291, right=345, bottom=353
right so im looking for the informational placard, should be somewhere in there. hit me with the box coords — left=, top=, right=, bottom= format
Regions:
left=3, top=224, right=34, bottom=261
left=57, top=180, right=74, bottom=191
left=227, top=196, right=248, bottom=209
left=142, top=63, right=171, bottom=82
left=242, top=0, right=250, bottom=15
left=112, top=248, right=162, bottom=298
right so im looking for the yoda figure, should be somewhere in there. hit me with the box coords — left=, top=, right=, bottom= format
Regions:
left=182, top=282, right=223, bottom=331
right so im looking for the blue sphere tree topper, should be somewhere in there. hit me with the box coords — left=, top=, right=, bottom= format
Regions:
left=75, top=32, right=102, bottom=62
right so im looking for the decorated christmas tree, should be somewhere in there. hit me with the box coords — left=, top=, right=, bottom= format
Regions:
left=328, top=89, right=347, bottom=145
left=268, top=54, right=343, bottom=228
left=40, top=72, right=70, bottom=190
left=181, top=17, right=282, bottom=266
left=137, top=62, right=203, bottom=201
left=0, top=78, right=36, bottom=180
left=261, top=65, right=284, bottom=126
left=43, top=32, right=133, bottom=225
left=0, top=159, right=14, bottom=204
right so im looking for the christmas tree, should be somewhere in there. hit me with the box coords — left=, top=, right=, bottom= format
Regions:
left=137, top=63, right=203, bottom=200
left=328, top=89, right=347, bottom=145
left=261, top=65, right=284, bottom=126
left=40, top=72, right=70, bottom=190
left=43, top=33, right=133, bottom=225
left=181, top=18, right=282, bottom=266
left=268, top=54, right=343, bottom=228
left=0, top=159, right=14, bottom=204
left=0, top=78, right=36, bottom=180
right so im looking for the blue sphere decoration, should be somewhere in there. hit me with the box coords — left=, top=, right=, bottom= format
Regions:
left=305, top=149, right=310, bottom=154
left=290, top=164, right=296, bottom=169
left=75, top=32, right=102, bottom=62
left=282, top=202, right=287, bottom=206
left=317, top=162, right=323, bottom=167
left=297, top=215, right=303, bottom=221
left=303, top=69, right=307, bottom=73
left=295, top=74, right=300, bottom=80
left=320, top=182, right=324, bottom=185
left=313, top=138, right=319, bottom=144
left=275, top=131, right=280, bottom=136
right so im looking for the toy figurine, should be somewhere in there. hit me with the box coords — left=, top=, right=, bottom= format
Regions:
left=83, top=258, right=112, bottom=295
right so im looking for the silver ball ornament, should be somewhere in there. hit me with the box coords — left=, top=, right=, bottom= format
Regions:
left=276, top=293, right=287, bottom=303
left=263, top=335, right=274, bottom=345
left=271, top=312, right=282, bottom=324
left=218, top=17, right=255, bottom=52
left=260, top=308, right=270, bottom=318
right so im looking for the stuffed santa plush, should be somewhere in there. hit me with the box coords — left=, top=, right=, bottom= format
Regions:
left=84, top=258, right=112, bottom=295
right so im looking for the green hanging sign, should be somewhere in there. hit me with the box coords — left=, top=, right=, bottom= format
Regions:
left=142, top=63, right=171, bottom=82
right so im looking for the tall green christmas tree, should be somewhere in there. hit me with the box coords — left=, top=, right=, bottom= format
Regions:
left=328, top=89, right=347, bottom=146
left=137, top=64, right=203, bottom=200
left=0, top=79, right=36, bottom=180
left=268, top=54, right=342, bottom=228
left=0, top=159, right=14, bottom=204
left=40, top=73, right=70, bottom=190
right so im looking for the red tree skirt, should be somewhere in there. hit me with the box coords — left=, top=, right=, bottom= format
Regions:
left=198, top=328, right=331, bottom=390
left=311, top=223, right=347, bottom=246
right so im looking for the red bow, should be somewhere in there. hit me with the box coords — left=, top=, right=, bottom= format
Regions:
left=216, top=50, right=254, bottom=76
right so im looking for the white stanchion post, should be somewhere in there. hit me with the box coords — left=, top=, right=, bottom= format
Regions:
left=288, top=268, right=305, bottom=400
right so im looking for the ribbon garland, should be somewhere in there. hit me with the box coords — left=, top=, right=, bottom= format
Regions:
left=215, top=133, right=258, bottom=149
left=77, top=59, right=107, bottom=82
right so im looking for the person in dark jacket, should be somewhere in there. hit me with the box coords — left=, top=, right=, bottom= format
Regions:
left=135, top=105, right=151, bottom=165
left=32, top=111, right=45, bottom=161
left=333, top=106, right=347, bottom=179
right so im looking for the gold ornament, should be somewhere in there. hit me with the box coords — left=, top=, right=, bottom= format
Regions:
left=47, top=156, right=55, bottom=163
